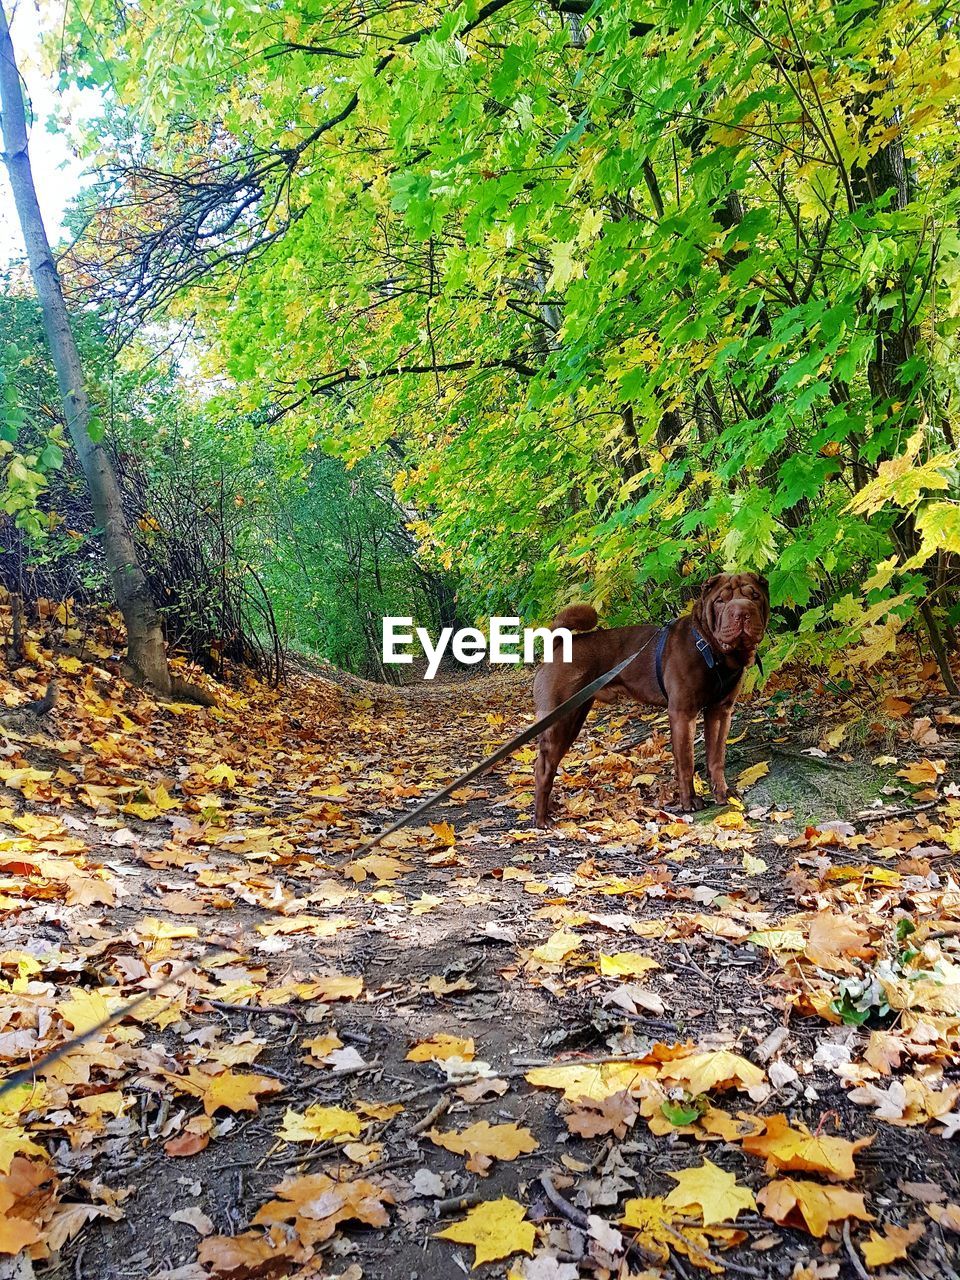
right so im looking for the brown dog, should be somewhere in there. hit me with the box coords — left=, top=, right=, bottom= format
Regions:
left=533, top=573, right=769, bottom=824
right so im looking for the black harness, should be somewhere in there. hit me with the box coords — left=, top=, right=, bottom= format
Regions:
left=654, top=620, right=761, bottom=704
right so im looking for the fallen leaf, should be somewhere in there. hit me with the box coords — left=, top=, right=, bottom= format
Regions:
left=435, top=1197, right=536, bottom=1268
left=758, top=1178, right=873, bottom=1236
left=664, top=1159, right=757, bottom=1226
left=406, top=1033, right=475, bottom=1063
left=860, top=1220, right=924, bottom=1266
left=278, top=1104, right=362, bottom=1144
left=427, top=1121, right=538, bottom=1174
left=742, top=1114, right=873, bottom=1180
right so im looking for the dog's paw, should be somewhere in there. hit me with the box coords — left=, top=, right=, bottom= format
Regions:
left=711, top=778, right=739, bottom=805
left=680, top=794, right=704, bottom=813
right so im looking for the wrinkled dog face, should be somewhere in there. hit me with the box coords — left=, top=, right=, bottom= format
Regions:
left=699, top=572, right=769, bottom=660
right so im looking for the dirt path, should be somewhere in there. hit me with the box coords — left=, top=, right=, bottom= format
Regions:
left=1, top=652, right=959, bottom=1279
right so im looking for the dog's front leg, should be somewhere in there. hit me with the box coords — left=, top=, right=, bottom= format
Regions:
left=669, top=707, right=700, bottom=811
left=704, top=702, right=736, bottom=804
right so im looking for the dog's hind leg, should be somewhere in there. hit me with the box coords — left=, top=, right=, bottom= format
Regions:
left=534, top=700, right=593, bottom=827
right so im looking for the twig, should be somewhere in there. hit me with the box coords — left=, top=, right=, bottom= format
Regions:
left=770, top=745, right=851, bottom=771
left=433, top=1191, right=487, bottom=1216
left=658, top=1222, right=764, bottom=1277
left=540, top=1173, right=661, bottom=1267
left=677, top=943, right=712, bottom=985
left=361, top=1152, right=419, bottom=1176
left=201, top=999, right=304, bottom=1022
left=842, top=1220, right=872, bottom=1280
left=409, top=1094, right=451, bottom=1136
left=846, top=800, right=938, bottom=827
left=539, top=1172, right=591, bottom=1230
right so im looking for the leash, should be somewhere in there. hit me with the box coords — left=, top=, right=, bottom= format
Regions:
left=0, top=632, right=657, bottom=1100
left=349, top=633, right=658, bottom=859
left=0, top=945, right=238, bottom=1099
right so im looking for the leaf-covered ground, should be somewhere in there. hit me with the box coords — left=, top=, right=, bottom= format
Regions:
left=1, top=613, right=959, bottom=1280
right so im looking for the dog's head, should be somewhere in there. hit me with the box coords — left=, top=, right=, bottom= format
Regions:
left=694, top=572, right=769, bottom=665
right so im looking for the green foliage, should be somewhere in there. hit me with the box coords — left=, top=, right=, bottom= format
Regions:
left=0, top=298, right=68, bottom=540
left=259, top=450, right=458, bottom=678
left=48, top=0, right=960, bottom=674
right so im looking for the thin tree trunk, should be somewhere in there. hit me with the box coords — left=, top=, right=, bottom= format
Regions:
left=0, top=3, right=170, bottom=693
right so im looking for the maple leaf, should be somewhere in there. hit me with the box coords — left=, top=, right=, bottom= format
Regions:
left=309, top=974, right=363, bottom=1002
left=742, top=1113, right=873, bottom=1180
left=278, top=1104, right=361, bottom=1143
left=804, top=910, right=873, bottom=971
left=525, top=1060, right=656, bottom=1102
left=565, top=1090, right=638, bottom=1139
left=427, top=1120, right=538, bottom=1174
left=657, top=1050, right=765, bottom=1095
left=57, top=988, right=121, bottom=1035
left=435, top=1197, right=536, bottom=1268
left=736, top=761, right=769, bottom=790
left=927, top=1202, right=960, bottom=1231
left=620, top=1196, right=745, bottom=1272
left=664, top=1159, right=757, bottom=1225
left=406, top=1033, right=475, bottom=1062
left=529, top=930, right=583, bottom=966
left=0, top=1158, right=56, bottom=1256
left=343, top=853, right=410, bottom=882
left=896, top=758, right=945, bottom=785
left=198, top=1231, right=301, bottom=1276
left=164, top=1068, right=283, bottom=1115
left=598, top=951, right=660, bottom=978
left=860, top=1220, right=924, bottom=1266
left=758, top=1178, right=874, bottom=1236
left=864, top=1029, right=904, bottom=1075
left=0, top=1121, right=45, bottom=1174
left=253, top=1172, right=394, bottom=1246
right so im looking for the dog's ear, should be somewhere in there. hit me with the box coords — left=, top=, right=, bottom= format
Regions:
left=700, top=573, right=725, bottom=596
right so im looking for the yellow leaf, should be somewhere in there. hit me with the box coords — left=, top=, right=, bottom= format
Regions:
left=406, top=1033, right=475, bottom=1063
left=743, top=1114, right=872, bottom=1180
left=598, top=952, right=660, bottom=979
left=525, top=1061, right=655, bottom=1102
left=165, top=1069, right=283, bottom=1116
left=278, top=1105, right=361, bottom=1144
left=735, top=761, right=769, bottom=790
left=658, top=1051, right=765, bottom=1095
left=758, top=1178, right=874, bottom=1236
left=311, top=974, right=363, bottom=1002
left=206, top=763, right=237, bottom=788
left=742, top=853, right=767, bottom=876
left=530, top=929, right=583, bottom=965
left=620, top=1196, right=745, bottom=1272
left=861, top=1221, right=924, bottom=1267
left=0, top=1123, right=45, bottom=1175
left=427, top=1121, right=538, bottom=1174
left=746, top=929, right=805, bottom=952
left=664, top=1159, right=757, bottom=1226
left=714, top=808, right=746, bottom=829
left=434, top=1197, right=536, bottom=1268
left=896, top=758, right=945, bottom=785
left=57, top=989, right=120, bottom=1035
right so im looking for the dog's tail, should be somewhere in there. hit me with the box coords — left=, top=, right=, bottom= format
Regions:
left=552, top=604, right=599, bottom=632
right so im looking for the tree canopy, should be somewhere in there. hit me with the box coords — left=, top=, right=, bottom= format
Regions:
left=1, top=0, right=957, bottom=679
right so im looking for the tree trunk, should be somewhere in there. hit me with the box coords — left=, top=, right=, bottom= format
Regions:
left=0, top=3, right=170, bottom=693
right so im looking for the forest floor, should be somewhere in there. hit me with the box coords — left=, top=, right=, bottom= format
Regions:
left=1, top=614, right=959, bottom=1280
